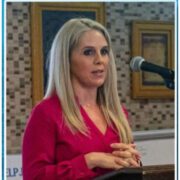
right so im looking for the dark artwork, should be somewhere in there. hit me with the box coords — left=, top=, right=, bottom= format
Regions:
left=42, top=10, right=96, bottom=92
left=141, top=33, right=168, bottom=86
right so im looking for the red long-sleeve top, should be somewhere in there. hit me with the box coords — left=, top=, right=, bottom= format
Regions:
left=22, top=94, right=128, bottom=180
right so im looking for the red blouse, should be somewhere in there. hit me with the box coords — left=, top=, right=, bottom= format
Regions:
left=22, top=95, right=127, bottom=180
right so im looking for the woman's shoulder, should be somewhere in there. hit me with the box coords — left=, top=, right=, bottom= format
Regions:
left=25, top=94, right=64, bottom=128
left=31, top=94, right=62, bottom=116
left=24, top=95, right=63, bottom=138
left=36, top=94, right=60, bottom=107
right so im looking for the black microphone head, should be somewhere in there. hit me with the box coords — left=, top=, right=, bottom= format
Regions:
left=130, top=56, right=145, bottom=71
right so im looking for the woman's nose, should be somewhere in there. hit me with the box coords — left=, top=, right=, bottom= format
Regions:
left=94, top=52, right=103, bottom=64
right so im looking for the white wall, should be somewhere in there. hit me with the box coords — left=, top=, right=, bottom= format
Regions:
left=136, top=138, right=174, bottom=165
left=134, top=129, right=174, bottom=165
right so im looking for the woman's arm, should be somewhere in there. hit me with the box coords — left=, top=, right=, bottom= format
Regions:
left=22, top=104, right=97, bottom=180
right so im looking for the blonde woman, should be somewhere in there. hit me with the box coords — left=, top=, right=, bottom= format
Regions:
left=23, top=18, right=141, bottom=180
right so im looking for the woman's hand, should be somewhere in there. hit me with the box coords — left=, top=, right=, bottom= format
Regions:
left=84, top=143, right=141, bottom=170
left=85, top=150, right=140, bottom=170
left=110, top=143, right=141, bottom=167
left=85, top=152, right=129, bottom=170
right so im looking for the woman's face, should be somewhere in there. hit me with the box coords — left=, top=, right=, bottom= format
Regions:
left=70, top=30, right=110, bottom=90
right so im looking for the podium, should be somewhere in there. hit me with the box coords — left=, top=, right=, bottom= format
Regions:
left=143, top=164, right=174, bottom=180
left=93, top=164, right=174, bottom=180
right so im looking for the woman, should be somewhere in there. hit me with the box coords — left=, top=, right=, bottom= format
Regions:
left=23, top=18, right=141, bottom=180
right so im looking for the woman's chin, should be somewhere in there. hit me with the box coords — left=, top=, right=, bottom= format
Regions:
left=91, top=80, right=105, bottom=88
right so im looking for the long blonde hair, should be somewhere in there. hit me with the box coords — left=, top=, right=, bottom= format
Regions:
left=45, top=18, right=133, bottom=143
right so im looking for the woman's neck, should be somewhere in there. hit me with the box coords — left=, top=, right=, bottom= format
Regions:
left=73, top=84, right=98, bottom=106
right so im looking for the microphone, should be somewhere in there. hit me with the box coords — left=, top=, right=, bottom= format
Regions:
left=130, top=56, right=174, bottom=80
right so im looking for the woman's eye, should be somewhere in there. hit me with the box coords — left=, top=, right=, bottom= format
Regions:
left=83, top=49, right=94, bottom=56
left=101, top=48, right=109, bottom=56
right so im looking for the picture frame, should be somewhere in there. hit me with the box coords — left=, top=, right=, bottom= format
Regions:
left=131, top=21, right=174, bottom=99
left=31, top=2, right=105, bottom=106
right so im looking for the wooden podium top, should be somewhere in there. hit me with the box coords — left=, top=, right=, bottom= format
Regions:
left=93, top=164, right=174, bottom=180
left=143, top=164, right=174, bottom=180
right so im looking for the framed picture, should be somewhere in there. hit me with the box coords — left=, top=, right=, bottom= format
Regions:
left=31, top=2, right=105, bottom=105
left=131, top=21, right=174, bottom=99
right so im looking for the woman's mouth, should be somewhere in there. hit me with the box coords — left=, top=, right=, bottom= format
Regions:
left=92, top=70, right=104, bottom=77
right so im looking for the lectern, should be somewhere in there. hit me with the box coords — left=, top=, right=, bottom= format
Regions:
left=93, top=167, right=143, bottom=180
left=143, top=165, right=174, bottom=180
left=93, top=164, right=174, bottom=180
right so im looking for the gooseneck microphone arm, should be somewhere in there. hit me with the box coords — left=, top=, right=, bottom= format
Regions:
left=130, top=56, right=174, bottom=90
